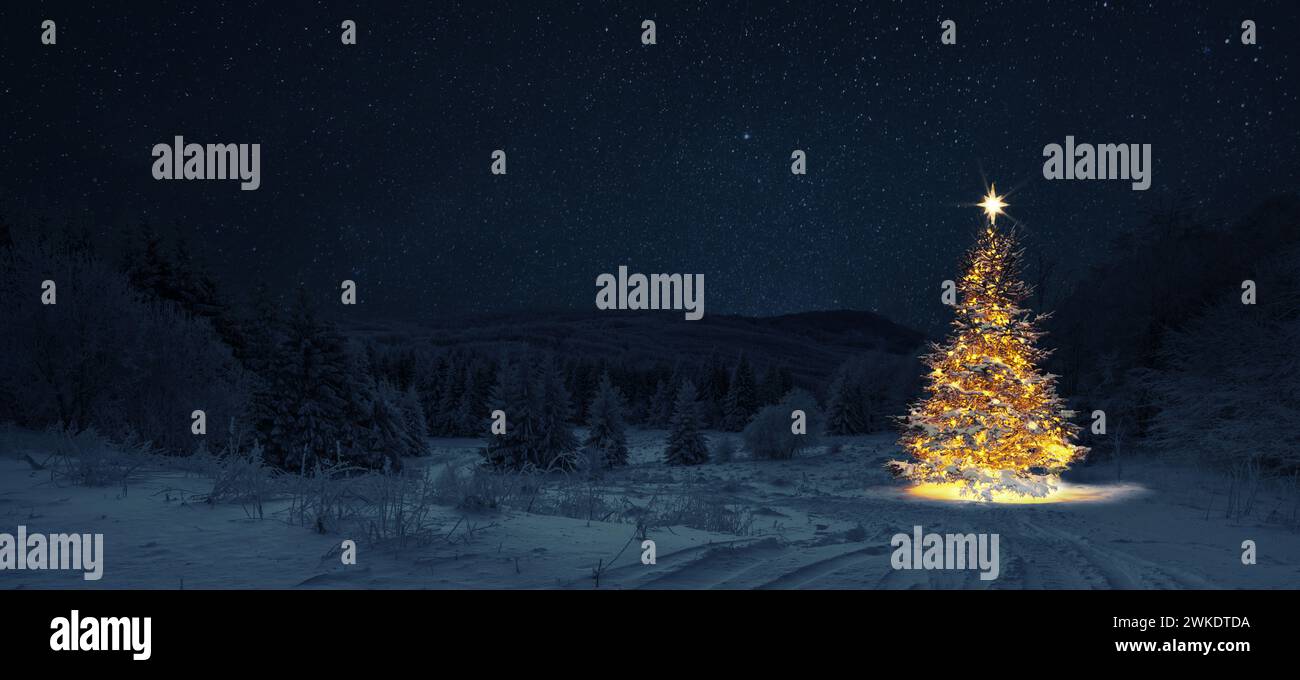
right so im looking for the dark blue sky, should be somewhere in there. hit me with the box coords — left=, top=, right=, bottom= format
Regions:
left=3, top=1, right=1297, bottom=331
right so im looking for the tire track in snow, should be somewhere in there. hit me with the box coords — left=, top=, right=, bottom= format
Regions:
left=1016, top=516, right=1218, bottom=589
left=628, top=538, right=786, bottom=589
left=753, top=544, right=890, bottom=589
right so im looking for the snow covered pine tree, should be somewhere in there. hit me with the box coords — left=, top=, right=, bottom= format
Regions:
left=483, top=354, right=579, bottom=471
left=721, top=353, right=759, bottom=431
left=584, top=372, right=629, bottom=468
left=665, top=380, right=709, bottom=466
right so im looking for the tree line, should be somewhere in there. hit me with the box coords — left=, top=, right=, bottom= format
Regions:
left=0, top=215, right=923, bottom=475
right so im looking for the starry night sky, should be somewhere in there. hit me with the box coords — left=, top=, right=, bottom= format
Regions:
left=3, top=1, right=1297, bottom=332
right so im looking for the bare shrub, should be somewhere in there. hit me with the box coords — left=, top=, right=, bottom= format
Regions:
left=1224, top=458, right=1263, bottom=522
left=652, top=488, right=753, bottom=536
left=431, top=464, right=534, bottom=511
left=205, top=442, right=275, bottom=520
left=354, top=467, right=441, bottom=548
left=46, top=426, right=151, bottom=491
left=536, top=476, right=618, bottom=524
left=284, top=460, right=367, bottom=534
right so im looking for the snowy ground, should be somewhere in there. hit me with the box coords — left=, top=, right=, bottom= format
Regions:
left=2, top=429, right=1297, bottom=589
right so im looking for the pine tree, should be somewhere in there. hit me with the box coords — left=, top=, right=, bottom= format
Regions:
left=351, top=371, right=393, bottom=466
left=483, top=356, right=541, bottom=469
left=363, top=378, right=413, bottom=459
left=536, top=356, right=579, bottom=471
left=706, top=353, right=730, bottom=405
left=721, top=353, right=759, bottom=431
left=122, top=222, right=172, bottom=298
left=0, top=213, right=13, bottom=251
left=239, top=282, right=280, bottom=375
left=262, top=287, right=355, bottom=471
left=434, top=358, right=467, bottom=436
left=824, top=364, right=865, bottom=435
left=665, top=380, right=709, bottom=466
left=399, top=384, right=429, bottom=455
left=420, top=354, right=450, bottom=430
left=452, top=367, right=480, bottom=436
left=647, top=379, right=672, bottom=426
left=758, top=365, right=793, bottom=405
left=483, top=354, right=578, bottom=471
left=567, top=360, right=597, bottom=423
left=896, top=220, right=1087, bottom=500
left=585, top=372, right=629, bottom=468
left=122, top=223, right=245, bottom=353
left=704, top=354, right=730, bottom=426
left=169, top=234, right=224, bottom=318
left=653, top=365, right=684, bottom=426
left=244, top=282, right=282, bottom=446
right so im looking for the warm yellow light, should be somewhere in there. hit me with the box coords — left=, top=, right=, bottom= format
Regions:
left=906, top=480, right=1143, bottom=504
left=978, top=184, right=1008, bottom=223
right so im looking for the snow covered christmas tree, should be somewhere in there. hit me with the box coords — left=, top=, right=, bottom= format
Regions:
left=894, top=186, right=1087, bottom=500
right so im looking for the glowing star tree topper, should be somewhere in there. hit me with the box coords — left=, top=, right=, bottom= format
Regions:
left=891, top=186, right=1087, bottom=501
left=977, top=184, right=1008, bottom=224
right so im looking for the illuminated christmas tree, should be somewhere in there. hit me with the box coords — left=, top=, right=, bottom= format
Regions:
left=894, top=186, right=1087, bottom=501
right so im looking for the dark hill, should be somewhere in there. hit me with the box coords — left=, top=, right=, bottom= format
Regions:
left=342, top=309, right=926, bottom=386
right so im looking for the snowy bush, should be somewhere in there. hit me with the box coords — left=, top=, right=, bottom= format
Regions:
left=0, top=234, right=249, bottom=454
left=711, top=436, right=738, bottom=463
left=116, top=302, right=250, bottom=454
left=743, top=389, right=822, bottom=460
